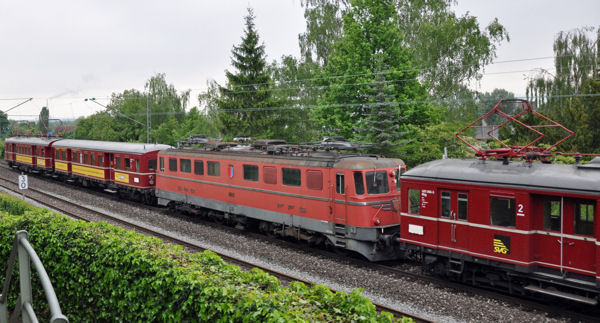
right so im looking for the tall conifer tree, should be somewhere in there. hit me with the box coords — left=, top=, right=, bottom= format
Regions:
left=218, top=8, right=273, bottom=139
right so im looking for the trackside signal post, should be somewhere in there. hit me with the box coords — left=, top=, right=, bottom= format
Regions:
left=18, top=173, right=28, bottom=200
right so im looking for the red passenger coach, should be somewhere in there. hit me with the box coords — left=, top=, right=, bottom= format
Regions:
left=5, top=137, right=60, bottom=173
left=156, top=147, right=405, bottom=261
left=52, top=140, right=171, bottom=202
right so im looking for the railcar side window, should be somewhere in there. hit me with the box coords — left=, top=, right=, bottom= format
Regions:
left=490, top=196, right=516, bottom=227
left=243, top=164, right=259, bottom=181
left=458, top=193, right=468, bottom=220
left=207, top=161, right=220, bottom=176
left=169, top=158, right=177, bottom=172
left=408, top=189, right=420, bottom=214
left=354, top=172, right=365, bottom=195
left=55, top=150, right=59, bottom=159
left=263, top=166, right=277, bottom=184
left=441, top=191, right=451, bottom=218
left=180, top=159, right=191, bottom=173
left=194, top=160, right=204, bottom=175
left=62, top=150, right=66, bottom=160
left=84, top=153, right=88, bottom=164
left=366, top=171, right=389, bottom=194
left=336, top=173, right=344, bottom=194
left=116, top=157, right=121, bottom=170
left=160, top=157, right=164, bottom=171
left=148, top=159, right=156, bottom=171
left=282, top=168, right=301, bottom=186
left=543, top=200, right=561, bottom=231
left=125, top=158, right=131, bottom=171
left=91, top=154, right=95, bottom=166
left=99, top=155, right=103, bottom=166
left=574, top=202, right=594, bottom=236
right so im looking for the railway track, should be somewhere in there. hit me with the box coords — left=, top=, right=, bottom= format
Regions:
left=0, top=169, right=430, bottom=322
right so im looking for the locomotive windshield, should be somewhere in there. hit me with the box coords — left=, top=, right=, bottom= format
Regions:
left=365, top=171, right=389, bottom=194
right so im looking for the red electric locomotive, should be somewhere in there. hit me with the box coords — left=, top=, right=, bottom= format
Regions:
left=399, top=99, right=600, bottom=305
left=156, top=145, right=405, bottom=261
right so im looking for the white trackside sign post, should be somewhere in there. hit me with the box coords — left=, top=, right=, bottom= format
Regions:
left=18, top=174, right=28, bottom=199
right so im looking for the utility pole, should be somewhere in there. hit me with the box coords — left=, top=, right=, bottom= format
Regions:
left=146, top=95, right=150, bottom=143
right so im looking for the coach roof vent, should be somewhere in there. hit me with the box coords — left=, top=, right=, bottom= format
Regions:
left=577, top=157, right=600, bottom=169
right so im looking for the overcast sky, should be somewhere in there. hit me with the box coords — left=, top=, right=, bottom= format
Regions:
left=1, top=0, right=598, bottom=121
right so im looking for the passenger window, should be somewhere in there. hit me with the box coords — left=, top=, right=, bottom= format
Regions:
left=354, top=172, right=365, bottom=195
left=180, top=159, right=191, bottom=173
left=207, top=161, right=220, bottom=176
left=336, top=173, right=344, bottom=194
left=84, top=153, right=88, bottom=164
left=440, top=191, right=451, bottom=218
left=366, top=171, right=389, bottom=194
left=125, top=158, right=131, bottom=171
left=55, top=150, right=59, bottom=159
left=62, top=150, right=66, bottom=160
left=243, top=164, right=259, bottom=181
left=194, top=160, right=204, bottom=175
left=574, top=202, right=594, bottom=236
left=99, top=155, right=103, bottom=166
left=148, top=159, right=156, bottom=171
left=543, top=200, right=561, bottom=231
left=169, top=158, right=177, bottom=172
left=408, top=189, right=420, bottom=214
left=263, top=166, right=277, bottom=184
left=116, top=157, right=121, bottom=170
left=160, top=157, right=164, bottom=171
left=91, top=154, right=95, bottom=166
left=282, top=168, right=301, bottom=186
left=458, top=193, right=468, bottom=220
left=490, top=196, right=516, bottom=227
left=307, top=170, right=323, bottom=190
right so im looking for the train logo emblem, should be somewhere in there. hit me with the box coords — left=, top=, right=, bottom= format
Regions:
left=493, top=235, right=510, bottom=255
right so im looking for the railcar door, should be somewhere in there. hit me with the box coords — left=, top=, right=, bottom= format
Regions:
left=563, top=198, right=596, bottom=275
left=438, top=189, right=470, bottom=251
left=533, top=196, right=564, bottom=271
left=333, top=172, right=347, bottom=224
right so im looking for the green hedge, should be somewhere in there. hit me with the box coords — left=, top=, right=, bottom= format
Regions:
left=0, top=194, right=409, bottom=322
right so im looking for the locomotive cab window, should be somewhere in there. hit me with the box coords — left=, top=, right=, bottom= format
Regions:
left=408, top=189, right=420, bottom=214
left=490, top=196, right=516, bottom=227
left=180, top=159, right=191, bottom=173
left=574, top=202, right=594, bottom=236
left=366, top=171, right=389, bottom=194
left=354, top=172, right=365, bottom=195
left=169, top=158, right=177, bottom=172
left=282, top=168, right=301, bottom=186
left=207, top=161, right=220, bottom=176
left=194, top=160, right=204, bottom=175
left=336, top=173, right=344, bottom=194
left=243, top=164, right=259, bottom=181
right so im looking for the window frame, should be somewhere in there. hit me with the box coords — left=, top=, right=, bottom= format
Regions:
left=168, top=158, right=177, bottom=172
left=282, top=168, right=301, bottom=187
left=207, top=161, right=220, bottom=177
left=180, top=158, right=191, bottom=173
left=490, top=196, right=516, bottom=227
left=194, top=160, right=204, bottom=175
left=243, top=164, right=259, bottom=182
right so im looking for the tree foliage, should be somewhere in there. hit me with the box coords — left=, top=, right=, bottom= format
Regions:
left=313, top=0, right=438, bottom=150
left=299, top=0, right=509, bottom=98
left=38, top=106, right=49, bottom=135
left=217, top=8, right=276, bottom=140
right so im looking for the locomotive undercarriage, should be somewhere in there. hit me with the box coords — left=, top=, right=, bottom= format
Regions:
left=158, top=190, right=399, bottom=261
left=404, top=244, right=599, bottom=305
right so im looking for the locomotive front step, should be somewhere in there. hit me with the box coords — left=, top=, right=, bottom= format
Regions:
left=524, top=285, right=598, bottom=305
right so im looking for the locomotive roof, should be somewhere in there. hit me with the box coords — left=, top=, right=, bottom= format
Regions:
left=53, top=139, right=172, bottom=154
left=402, top=158, right=600, bottom=195
left=5, top=137, right=59, bottom=146
left=162, top=148, right=402, bottom=169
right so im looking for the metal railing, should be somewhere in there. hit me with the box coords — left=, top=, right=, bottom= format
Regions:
left=0, top=231, right=68, bottom=323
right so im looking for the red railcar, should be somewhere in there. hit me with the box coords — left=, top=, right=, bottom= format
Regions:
left=5, top=137, right=60, bottom=173
left=400, top=157, right=600, bottom=305
left=156, top=148, right=405, bottom=261
left=51, top=140, right=171, bottom=202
